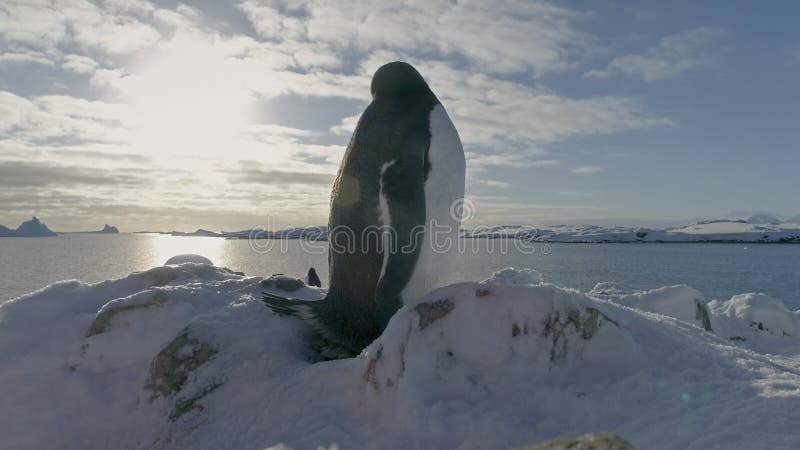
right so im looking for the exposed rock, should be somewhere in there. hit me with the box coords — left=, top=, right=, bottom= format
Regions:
left=261, top=274, right=304, bottom=292
left=542, top=307, right=616, bottom=362
left=86, top=224, right=119, bottom=234
left=10, top=216, right=57, bottom=237
left=515, top=433, right=636, bottom=450
left=694, top=299, right=713, bottom=331
left=145, top=330, right=217, bottom=399
left=414, top=298, right=454, bottom=329
left=86, top=291, right=168, bottom=337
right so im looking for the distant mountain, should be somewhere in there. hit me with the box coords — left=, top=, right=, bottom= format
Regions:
left=95, top=224, right=120, bottom=234
left=462, top=219, right=800, bottom=243
left=130, top=219, right=800, bottom=244
left=170, top=229, right=221, bottom=237
left=746, top=214, right=781, bottom=225
left=1, top=217, right=58, bottom=237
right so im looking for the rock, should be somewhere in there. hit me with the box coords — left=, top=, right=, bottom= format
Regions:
left=86, top=291, right=168, bottom=337
left=414, top=298, right=455, bottom=329
left=515, top=433, right=636, bottom=450
left=164, top=254, right=213, bottom=266
left=145, top=330, right=217, bottom=398
left=92, top=224, right=119, bottom=234
left=260, top=274, right=304, bottom=292
left=12, top=216, right=57, bottom=237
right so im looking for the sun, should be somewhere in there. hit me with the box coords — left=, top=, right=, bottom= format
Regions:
left=123, top=35, right=252, bottom=161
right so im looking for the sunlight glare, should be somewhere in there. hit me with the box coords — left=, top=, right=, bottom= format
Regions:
left=148, top=235, right=226, bottom=268
left=125, top=35, right=252, bottom=160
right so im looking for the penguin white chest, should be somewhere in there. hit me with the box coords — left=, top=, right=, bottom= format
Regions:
left=400, top=104, right=466, bottom=303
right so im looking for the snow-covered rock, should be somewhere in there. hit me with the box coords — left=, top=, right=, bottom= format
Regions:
left=709, top=293, right=799, bottom=340
left=1, top=266, right=800, bottom=449
left=164, top=254, right=213, bottom=265
left=589, top=284, right=712, bottom=331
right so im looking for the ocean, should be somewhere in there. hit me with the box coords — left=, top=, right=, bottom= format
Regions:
left=1, top=233, right=799, bottom=308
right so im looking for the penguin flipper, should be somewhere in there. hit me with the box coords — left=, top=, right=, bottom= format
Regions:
left=262, top=292, right=315, bottom=316
left=262, top=292, right=356, bottom=359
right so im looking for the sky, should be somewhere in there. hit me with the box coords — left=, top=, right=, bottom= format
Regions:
left=1, top=0, right=798, bottom=232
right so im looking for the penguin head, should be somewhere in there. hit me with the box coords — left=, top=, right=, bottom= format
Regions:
left=370, top=62, right=433, bottom=99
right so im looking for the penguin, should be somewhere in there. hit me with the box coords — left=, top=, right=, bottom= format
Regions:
left=306, top=267, right=321, bottom=288
left=264, top=61, right=465, bottom=359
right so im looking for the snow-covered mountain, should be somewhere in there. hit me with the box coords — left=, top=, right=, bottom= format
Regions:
left=464, top=219, right=800, bottom=243
left=153, top=219, right=800, bottom=243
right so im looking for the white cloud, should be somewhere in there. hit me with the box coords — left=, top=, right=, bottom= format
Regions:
left=0, top=0, right=160, bottom=55
left=0, top=51, right=54, bottom=65
left=421, top=61, right=672, bottom=145
left=61, top=54, right=98, bottom=74
left=571, top=166, right=604, bottom=174
left=470, top=178, right=512, bottom=189
left=586, top=26, right=725, bottom=81
left=0, top=0, right=681, bottom=228
left=239, top=0, right=594, bottom=75
left=329, top=114, right=360, bottom=135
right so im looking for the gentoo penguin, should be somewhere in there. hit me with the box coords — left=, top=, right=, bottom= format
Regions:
left=306, top=267, right=321, bottom=288
left=264, top=61, right=465, bottom=358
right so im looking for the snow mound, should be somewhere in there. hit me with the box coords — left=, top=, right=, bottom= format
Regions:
left=2, top=266, right=800, bottom=450
left=589, top=283, right=712, bottom=331
left=709, top=293, right=799, bottom=340
left=589, top=282, right=800, bottom=353
left=164, top=254, right=214, bottom=265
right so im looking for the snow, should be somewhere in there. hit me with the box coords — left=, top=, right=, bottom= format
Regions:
left=164, top=254, right=214, bottom=265
left=463, top=220, right=800, bottom=243
left=1, top=263, right=800, bottom=449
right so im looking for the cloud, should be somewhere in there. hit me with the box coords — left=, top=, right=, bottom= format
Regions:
left=0, top=51, right=54, bottom=65
left=62, top=54, right=99, bottom=74
left=467, top=151, right=561, bottom=170
left=0, top=0, right=682, bottom=228
left=470, top=179, right=512, bottom=189
left=225, top=161, right=335, bottom=186
left=0, top=0, right=160, bottom=54
left=0, top=160, right=147, bottom=188
left=417, top=61, right=672, bottom=145
left=465, top=198, right=606, bottom=226
left=0, top=91, right=129, bottom=145
left=239, top=0, right=594, bottom=76
left=571, top=166, right=604, bottom=174
left=586, top=26, right=725, bottom=81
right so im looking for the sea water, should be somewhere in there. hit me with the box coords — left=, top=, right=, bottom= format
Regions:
left=1, top=233, right=798, bottom=307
